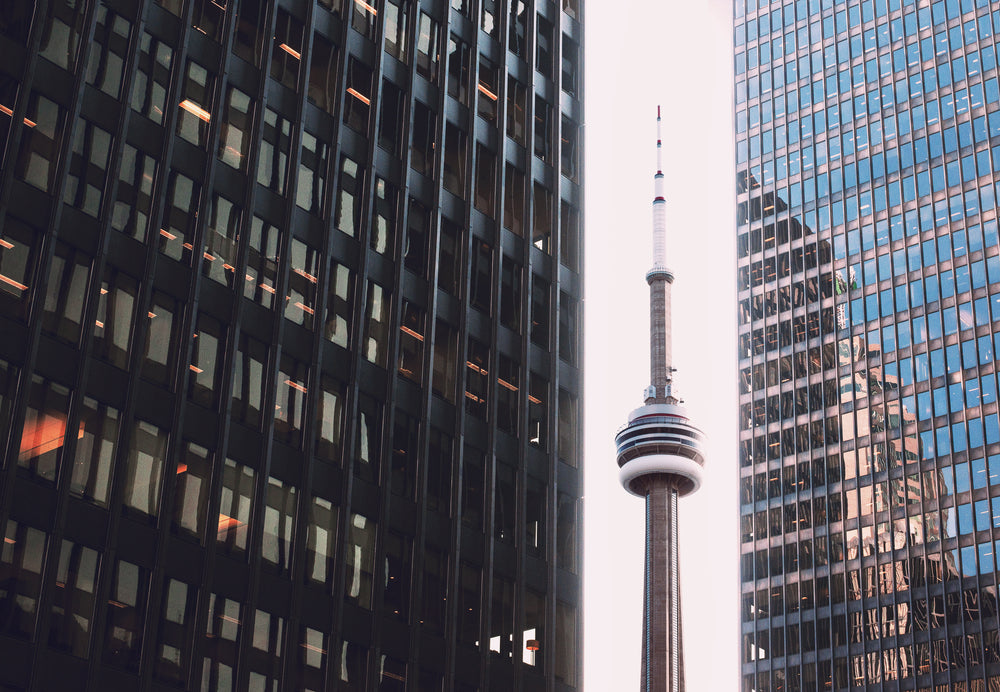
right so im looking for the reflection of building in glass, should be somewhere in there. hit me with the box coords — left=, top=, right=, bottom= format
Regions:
left=736, top=1, right=1000, bottom=688
left=0, top=0, right=584, bottom=689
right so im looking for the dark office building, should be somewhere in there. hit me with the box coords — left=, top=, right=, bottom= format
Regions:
left=0, top=0, right=583, bottom=689
left=736, top=0, right=1000, bottom=689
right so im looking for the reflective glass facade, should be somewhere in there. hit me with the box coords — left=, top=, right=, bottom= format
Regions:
left=0, top=0, right=583, bottom=689
left=736, top=0, right=1000, bottom=689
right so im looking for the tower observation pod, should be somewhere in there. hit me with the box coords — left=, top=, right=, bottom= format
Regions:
left=614, top=107, right=707, bottom=692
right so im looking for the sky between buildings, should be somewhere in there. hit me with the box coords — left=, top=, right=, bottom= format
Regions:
left=582, top=0, right=740, bottom=687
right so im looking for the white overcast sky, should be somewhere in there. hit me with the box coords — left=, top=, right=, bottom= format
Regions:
left=582, top=0, right=739, bottom=688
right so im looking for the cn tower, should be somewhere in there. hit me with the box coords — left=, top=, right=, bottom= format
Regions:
left=615, top=108, right=707, bottom=692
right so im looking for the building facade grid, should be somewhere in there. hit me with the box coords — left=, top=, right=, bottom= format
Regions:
left=736, top=0, right=1000, bottom=689
left=0, top=0, right=583, bottom=689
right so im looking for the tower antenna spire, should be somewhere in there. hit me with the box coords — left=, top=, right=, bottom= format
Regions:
left=647, top=105, right=675, bottom=404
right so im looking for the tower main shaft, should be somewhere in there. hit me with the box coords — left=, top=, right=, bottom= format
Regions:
left=615, top=108, right=706, bottom=692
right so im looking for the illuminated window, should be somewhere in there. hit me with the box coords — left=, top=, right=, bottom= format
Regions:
left=284, top=239, right=320, bottom=329
left=305, top=495, right=339, bottom=587
left=315, top=374, right=345, bottom=462
left=15, top=93, right=66, bottom=192
left=270, top=10, right=303, bottom=89
left=202, top=193, right=242, bottom=288
left=218, top=87, right=253, bottom=170
left=295, top=130, right=329, bottom=214
left=18, top=375, right=72, bottom=484
left=38, top=0, right=87, bottom=69
left=154, top=578, right=198, bottom=684
left=159, top=170, right=201, bottom=264
left=334, top=155, right=362, bottom=237
left=232, top=332, right=267, bottom=428
left=123, top=420, right=168, bottom=518
left=416, top=12, right=440, bottom=82
left=274, top=355, right=308, bottom=445
left=0, top=520, right=47, bottom=638
left=355, top=393, right=382, bottom=483
left=345, top=512, right=376, bottom=608
left=172, top=442, right=212, bottom=541
left=384, top=0, right=409, bottom=62
left=262, top=477, right=297, bottom=573
left=397, top=300, right=425, bottom=384
left=188, top=313, right=225, bottom=407
left=41, top=242, right=91, bottom=345
left=257, top=108, right=292, bottom=194
left=323, top=261, right=354, bottom=348
left=244, top=216, right=281, bottom=308
left=363, top=280, right=391, bottom=366
left=371, top=176, right=397, bottom=255
left=177, top=61, right=214, bottom=147
left=217, top=459, right=255, bottom=554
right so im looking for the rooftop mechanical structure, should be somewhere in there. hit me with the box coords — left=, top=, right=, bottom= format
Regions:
left=615, top=108, right=707, bottom=692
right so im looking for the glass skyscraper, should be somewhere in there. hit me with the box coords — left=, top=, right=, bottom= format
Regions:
left=0, top=0, right=583, bottom=689
left=736, top=0, right=1000, bottom=689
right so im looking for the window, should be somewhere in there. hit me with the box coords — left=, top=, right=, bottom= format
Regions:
left=477, top=55, right=499, bottom=122
left=18, top=375, right=72, bottom=484
left=503, top=163, right=525, bottom=235
left=557, top=388, right=578, bottom=467
left=384, top=0, right=409, bottom=62
left=48, top=540, right=100, bottom=658
left=561, top=116, right=579, bottom=181
left=420, top=547, right=448, bottom=634
left=403, top=198, right=430, bottom=277
left=465, top=338, right=489, bottom=419
left=345, top=513, right=377, bottom=608
left=490, top=576, right=514, bottom=658
left=123, top=420, right=168, bottom=518
left=249, top=608, right=284, bottom=688
left=316, top=374, right=345, bottom=462
left=363, top=281, right=391, bottom=366
left=508, top=1, right=527, bottom=59
left=443, top=122, right=467, bottom=197
left=262, top=477, right=297, bottom=573
left=355, top=393, right=382, bottom=483
left=0, top=520, right=47, bottom=639
left=351, top=0, right=377, bottom=38
left=391, top=410, right=420, bottom=498
left=64, top=118, right=113, bottom=216
left=218, top=87, right=253, bottom=170
left=416, top=12, right=441, bottom=82
left=103, top=560, right=149, bottom=671
left=284, top=239, right=320, bottom=328
left=556, top=494, right=577, bottom=573
left=437, top=218, right=461, bottom=295
left=232, top=332, right=267, bottom=428
left=426, top=428, right=453, bottom=513
left=398, top=300, right=425, bottom=384
left=15, top=93, right=66, bottom=192
left=372, top=177, right=398, bottom=255
left=470, top=239, right=493, bottom=313
left=530, top=275, right=549, bottom=348
left=559, top=292, right=577, bottom=364
left=111, top=145, right=157, bottom=240
left=93, top=267, right=137, bottom=368
left=154, top=578, right=198, bottom=684
left=234, top=0, right=266, bottom=65
left=202, top=193, right=241, bottom=288
left=72, top=398, right=119, bottom=505
left=561, top=34, right=579, bottom=97
left=458, top=563, right=481, bottom=643
left=202, top=593, right=241, bottom=691
left=296, top=131, right=330, bottom=214
left=142, top=291, right=180, bottom=386
left=506, top=77, right=527, bottom=144
left=344, top=57, right=372, bottom=132
left=481, top=0, right=498, bottom=37
left=0, top=217, right=39, bottom=318
left=245, top=216, right=281, bottom=307
left=270, top=10, right=303, bottom=90
left=431, top=319, right=458, bottom=402
left=462, top=446, right=485, bottom=529
left=447, top=34, right=471, bottom=104
left=131, top=32, right=173, bottom=125
left=500, top=255, right=522, bottom=332
left=173, top=443, right=212, bottom=541
left=38, top=0, right=87, bottom=69
left=217, top=459, right=255, bottom=554
left=191, top=0, right=225, bottom=41
left=334, top=156, right=363, bottom=237
left=383, top=533, right=412, bottom=620
left=308, top=33, right=339, bottom=114
left=474, top=144, right=497, bottom=215
left=306, top=495, right=339, bottom=588
left=410, top=101, right=436, bottom=177
left=257, top=108, right=292, bottom=194
left=497, top=355, right=519, bottom=435
left=494, top=462, right=515, bottom=542
left=41, top=242, right=91, bottom=345
left=160, top=170, right=201, bottom=263
left=324, top=261, right=354, bottom=348
left=559, top=200, right=579, bottom=271
left=535, top=15, right=553, bottom=78
left=533, top=182, right=553, bottom=252
left=528, top=373, right=547, bottom=449
left=523, top=589, right=545, bottom=667
left=189, top=313, right=225, bottom=407
left=177, top=61, right=214, bottom=147
left=274, top=355, right=308, bottom=445
left=378, top=80, right=406, bottom=156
